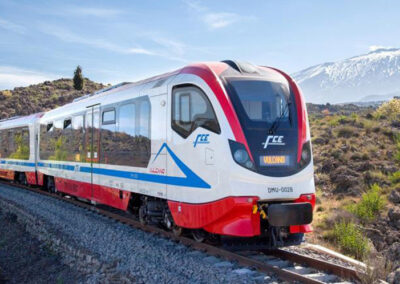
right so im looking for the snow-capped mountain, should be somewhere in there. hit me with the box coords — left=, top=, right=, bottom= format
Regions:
left=292, top=48, right=400, bottom=104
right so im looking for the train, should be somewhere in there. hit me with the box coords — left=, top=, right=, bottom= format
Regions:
left=0, top=61, right=315, bottom=248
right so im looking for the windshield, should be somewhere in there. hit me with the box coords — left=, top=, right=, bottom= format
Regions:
left=227, top=79, right=291, bottom=126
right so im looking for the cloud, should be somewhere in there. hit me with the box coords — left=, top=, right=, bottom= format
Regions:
left=0, top=17, right=26, bottom=34
left=68, top=7, right=124, bottom=17
left=39, top=25, right=188, bottom=62
left=151, top=37, right=186, bottom=56
left=203, top=13, right=239, bottom=29
left=0, top=66, right=58, bottom=90
left=369, top=45, right=395, bottom=52
left=40, top=25, right=155, bottom=56
left=183, top=0, right=254, bottom=29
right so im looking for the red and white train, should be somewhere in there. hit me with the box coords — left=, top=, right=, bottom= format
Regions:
left=0, top=61, right=315, bottom=247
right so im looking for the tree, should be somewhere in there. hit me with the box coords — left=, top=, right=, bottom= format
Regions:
left=73, top=65, right=84, bottom=90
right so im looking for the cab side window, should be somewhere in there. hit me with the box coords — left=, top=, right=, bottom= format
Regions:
left=172, top=86, right=220, bottom=138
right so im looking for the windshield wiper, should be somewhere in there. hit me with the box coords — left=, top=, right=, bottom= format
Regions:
left=268, top=102, right=291, bottom=134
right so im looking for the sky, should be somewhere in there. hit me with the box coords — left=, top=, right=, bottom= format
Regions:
left=0, top=0, right=400, bottom=90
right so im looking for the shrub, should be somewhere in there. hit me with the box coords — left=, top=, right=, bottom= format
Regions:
left=389, top=171, right=400, bottom=184
left=395, top=134, right=400, bottom=163
left=350, top=113, right=359, bottom=121
left=328, top=115, right=347, bottom=127
left=374, top=98, right=400, bottom=120
left=332, top=221, right=369, bottom=260
left=349, top=184, right=386, bottom=222
left=1, top=90, right=12, bottom=98
left=337, top=126, right=357, bottom=138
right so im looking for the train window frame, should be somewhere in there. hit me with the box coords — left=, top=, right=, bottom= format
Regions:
left=72, top=114, right=85, bottom=132
left=102, top=108, right=116, bottom=125
left=46, top=122, right=54, bottom=132
left=172, top=85, right=221, bottom=139
left=63, top=118, right=72, bottom=130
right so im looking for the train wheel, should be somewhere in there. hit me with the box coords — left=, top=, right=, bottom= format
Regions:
left=17, top=173, right=27, bottom=186
left=192, top=229, right=207, bottom=243
left=172, top=226, right=183, bottom=237
left=163, top=208, right=183, bottom=237
left=138, top=205, right=147, bottom=225
left=46, top=177, right=56, bottom=193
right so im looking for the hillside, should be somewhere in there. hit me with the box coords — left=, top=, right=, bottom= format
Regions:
left=0, top=78, right=107, bottom=119
left=308, top=99, right=400, bottom=280
left=292, top=48, right=400, bottom=104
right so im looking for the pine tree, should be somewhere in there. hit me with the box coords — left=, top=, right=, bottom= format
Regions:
left=73, top=66, right=84, bottom=90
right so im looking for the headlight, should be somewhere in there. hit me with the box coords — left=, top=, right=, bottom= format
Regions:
left=234, top=149, right=248, bottom=164
left=229, top=140, right=255, bottom=171
left=299, top=141, right=312, bottom=168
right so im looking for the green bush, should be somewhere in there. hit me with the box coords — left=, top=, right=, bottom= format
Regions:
left=328, top=115, right=347, bottom=127
left=336, top=126, right=357, bottom=138
left=395, top=134, right=400, bottom=163
left=332, top=221, right=369, bottom=260
left=349, top=184, right=386, bottom=222
left=389, top=171, right=400, bottom=184
left=374, top=98, right=400, bottom=120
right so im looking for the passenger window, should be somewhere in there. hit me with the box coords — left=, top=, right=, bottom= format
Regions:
left=71, top=115, right=85, bottom=162
left=139, top=100, right=150, bottom=138
left=172, top=86, right=221, bottom=138
left=99, top=98, right=151, bottom=167
left=102, top=109, right=116, bottom=125
left=47, top=123, right=54, bottom=132
left=64, top=119, right=72, bottom=130
left=120, top=103, right=135, bottom=136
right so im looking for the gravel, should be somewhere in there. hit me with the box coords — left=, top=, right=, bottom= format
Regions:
left=0, top=210, right=83, bottom=284
left=0, top=184, right=276, bottom=283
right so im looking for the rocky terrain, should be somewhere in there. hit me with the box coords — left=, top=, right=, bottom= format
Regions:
left=0, top=78, right=106, bottom=119
left=307, top=99, right=400, bottom=282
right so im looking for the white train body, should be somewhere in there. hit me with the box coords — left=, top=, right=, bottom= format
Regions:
left=0, top=61, right=315, bottom=239
left=0, top=113, right=42, bottom=183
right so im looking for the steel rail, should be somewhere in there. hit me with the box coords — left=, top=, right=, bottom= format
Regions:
left=0, top=180, right=363, bottom=283
left=266, top=249, right=361, bottom=282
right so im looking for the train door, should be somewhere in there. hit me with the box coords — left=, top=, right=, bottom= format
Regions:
left=85, top=104, right=100, bottom=199
left=167, top=85, right=220, bottom=201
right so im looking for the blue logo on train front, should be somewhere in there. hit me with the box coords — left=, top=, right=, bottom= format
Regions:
left=193, top=134, right=210, bottom=147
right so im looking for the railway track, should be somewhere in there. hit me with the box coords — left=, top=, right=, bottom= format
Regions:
left=0, top=180, right=365, bottom=283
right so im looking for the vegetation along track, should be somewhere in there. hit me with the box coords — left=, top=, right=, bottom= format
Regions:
left=0, top=180, right=364, bottom=283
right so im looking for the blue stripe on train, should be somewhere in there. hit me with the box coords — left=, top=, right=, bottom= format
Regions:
left=37, top=143, right=211, bottom=189
left=0, top=160, right=35, bottom=167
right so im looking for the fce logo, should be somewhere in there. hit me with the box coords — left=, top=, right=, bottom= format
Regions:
left=193, top=134, right=210, bottom=147
left=262, top=135, right=285, bottom=149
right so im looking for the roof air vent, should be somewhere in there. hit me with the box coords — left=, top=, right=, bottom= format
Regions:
left=221, top=60, right=259, bottom=74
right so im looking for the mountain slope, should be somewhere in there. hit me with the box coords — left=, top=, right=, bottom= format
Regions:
left=0, top=78, right=106, bottom=119
left=292, top=48, right=400, bottom=104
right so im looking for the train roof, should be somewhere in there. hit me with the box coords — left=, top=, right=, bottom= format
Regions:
left=39, top=61, right=287, bottom=122
left=0, top=113, right=43, bottom=130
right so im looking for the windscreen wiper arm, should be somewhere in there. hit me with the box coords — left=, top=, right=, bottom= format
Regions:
left=268, top=102, right=291, bottom=134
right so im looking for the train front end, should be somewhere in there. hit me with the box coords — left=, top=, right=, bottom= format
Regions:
left=218, top=61, right=315, bottom=246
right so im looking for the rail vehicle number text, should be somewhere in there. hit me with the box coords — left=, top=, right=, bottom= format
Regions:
left=268, top=186, right=293, bottom=193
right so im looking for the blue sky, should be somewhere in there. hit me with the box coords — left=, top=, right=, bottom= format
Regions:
left=0, top=0, right=399, bottom=89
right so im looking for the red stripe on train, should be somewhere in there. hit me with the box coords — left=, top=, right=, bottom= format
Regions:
left=54, top=177, right=131, bottom=211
